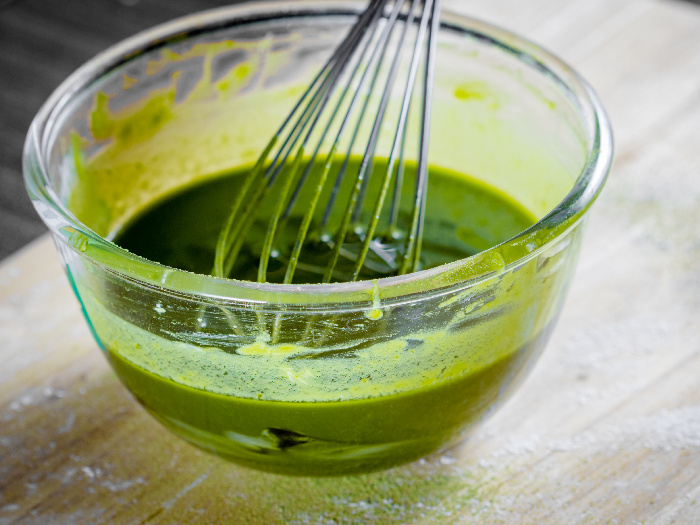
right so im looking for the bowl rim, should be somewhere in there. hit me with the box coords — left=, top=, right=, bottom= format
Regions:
left=23, top=0, right=613, bottom=306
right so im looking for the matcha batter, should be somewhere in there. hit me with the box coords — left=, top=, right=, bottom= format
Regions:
left=115, top=157, right=534, bottom=283
left=100, top=157, right=541, bottom=475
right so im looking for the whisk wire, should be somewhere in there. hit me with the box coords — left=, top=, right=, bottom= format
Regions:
left=257, top=3, right=393, bottom=283
left=401, top=0, right=440, bottom=274
left=215, top=1, right=383, bottom=279
left=280, top=4, right=392, bottom=284
left=280, top=0, right=410, bottom=283
left=349, top=0, right=415, bottom=225
left=213, top=137, right=276, bottom=277
left=321, top=0, right=413, bottom=282
left=349, top=0, right=437, bottom=282
left=282, top=1, right=389, bottom=223
left=317, top=0, right=404, bottom=232
left=264, top=8, right=375, bottom=189
left=388, top=112, right=409, bottom=235
left=214, top=0, right=442, bottom=284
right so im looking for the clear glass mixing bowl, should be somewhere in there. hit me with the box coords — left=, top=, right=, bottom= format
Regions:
left=24, top=1, right=612, bottom=475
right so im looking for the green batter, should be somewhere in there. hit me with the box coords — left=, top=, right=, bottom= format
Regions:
left=100, top=157, right=540, bottom=475
left=115, top=157, right=535, bottom=283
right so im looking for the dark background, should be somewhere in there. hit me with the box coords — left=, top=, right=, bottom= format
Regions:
left=0, top=0, right=697, bottom=261
left=0, top=0, right=243, bottom=261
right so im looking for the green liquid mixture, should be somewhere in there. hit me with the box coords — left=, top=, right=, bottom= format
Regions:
left=106, top=158, right=539, bottom=475
left=115, top=157, right=535, bottom=283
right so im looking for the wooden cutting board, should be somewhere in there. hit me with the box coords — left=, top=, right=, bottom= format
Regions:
left=3, top=0, right=700, bottom=523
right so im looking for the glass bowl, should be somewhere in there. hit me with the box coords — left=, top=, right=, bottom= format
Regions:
left=24, top=1, right=612, bottom=476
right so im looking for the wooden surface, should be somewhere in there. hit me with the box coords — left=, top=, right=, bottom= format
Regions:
left=3, top=0, right=700, bottom=523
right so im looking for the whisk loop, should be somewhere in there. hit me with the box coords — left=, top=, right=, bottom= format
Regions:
left=213, top=0, right=442, bottom=284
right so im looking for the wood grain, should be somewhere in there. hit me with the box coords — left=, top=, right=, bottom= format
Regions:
left=2, top=0, right=700, bottom=523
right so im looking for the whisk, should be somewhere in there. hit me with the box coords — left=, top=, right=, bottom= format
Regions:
left=213, top=0, right=442, bottom=284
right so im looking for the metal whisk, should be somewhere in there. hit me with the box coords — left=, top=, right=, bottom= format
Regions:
left=213, top=0, right=442, bottom=284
